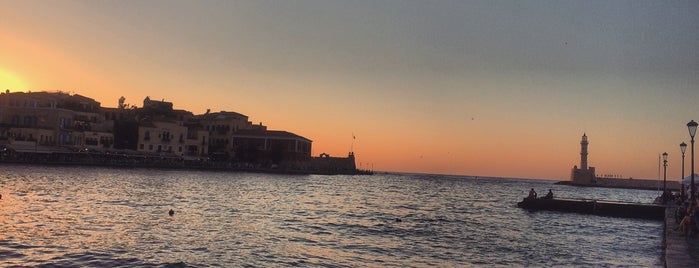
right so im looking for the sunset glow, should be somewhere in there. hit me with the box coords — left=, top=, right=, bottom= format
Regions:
left=1, top=1, right=697, bottom=180
left=0, top=69, right=28, bottom=92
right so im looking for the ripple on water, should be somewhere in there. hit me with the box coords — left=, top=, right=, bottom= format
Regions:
left=0, top=166, right=664, bottom=267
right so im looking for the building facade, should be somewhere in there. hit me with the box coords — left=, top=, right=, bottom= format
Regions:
left=0, top=91, right=319, bottom=167
left=232, top=130, right=312, bottom=163
left=0, top=91, right=114, bottom=150
left=199, top=111, right=267, bottom=159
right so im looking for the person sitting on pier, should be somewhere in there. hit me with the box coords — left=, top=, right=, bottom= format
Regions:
left=676, top=202, right=688, bottom=224
left=693, top=201, right=699, bottom=236
left=527, top=188, right=537, bottom=199
left=542, top=189, right=554, bottom=200
left=678, top=202, right=696, bottom=235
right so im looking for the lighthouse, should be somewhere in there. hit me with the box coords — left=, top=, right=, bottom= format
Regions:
left=570, top=133, right=596, bottom=184
left=581, top=133, right=588, bottom=170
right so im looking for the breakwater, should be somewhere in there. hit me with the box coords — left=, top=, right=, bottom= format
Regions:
left=517, top=197, right=665, bottom=220
left=557, top=177, right=681, bottom=191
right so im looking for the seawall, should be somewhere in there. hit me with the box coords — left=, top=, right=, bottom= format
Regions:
left=557, top=177, right=681, bottom=191
left=517, top=197, right=665, bottom=220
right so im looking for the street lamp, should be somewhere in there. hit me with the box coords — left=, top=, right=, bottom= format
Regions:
left=663, top=152, right=668, bottom=203
left=688, top=120, right=698, bottom=201
left=681, top=142, right=687, bottom=201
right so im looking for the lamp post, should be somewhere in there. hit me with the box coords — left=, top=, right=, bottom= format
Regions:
left=688, top=120, right=698, bottom=201
left=681, top=142, right=687, bottom=201
left=663, top=152, right=668, bottom=203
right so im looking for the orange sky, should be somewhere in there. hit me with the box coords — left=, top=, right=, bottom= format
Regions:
left=1, top=1, right=698, bottom=180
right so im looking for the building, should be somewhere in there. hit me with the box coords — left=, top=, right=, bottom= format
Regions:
left=198, top=111, right=266, bottom=159
left=138, top=120, right=185, bottom=155
left=0, top=91, right=113, bottom=150
left=307, top=152, right=358, bottom=174
left=182, top=122, right=209, bottom=160
left=232, top=129, right=312, bottom=163
left=0, top=91, right=362, bottom=173
left=134, top=97, right=208, bottom=158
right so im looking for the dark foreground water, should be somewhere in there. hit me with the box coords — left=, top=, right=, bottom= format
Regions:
left=0, top=165, right=662, bottom=267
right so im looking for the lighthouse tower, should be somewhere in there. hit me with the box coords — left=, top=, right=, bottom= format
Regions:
left=581, top=133, right=588, bottom=170
left=570, top=133, right=596, bottom=184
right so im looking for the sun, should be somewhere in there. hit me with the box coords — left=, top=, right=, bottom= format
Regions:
left=0, top=69, right=29, bottom=92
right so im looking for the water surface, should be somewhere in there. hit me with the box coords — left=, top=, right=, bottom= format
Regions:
left=0, top=165, right=662, bottom=267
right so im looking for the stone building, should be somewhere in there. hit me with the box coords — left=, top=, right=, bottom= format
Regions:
left=198, top=111, right=266, bottom=159
left=232, top=129, right=312, bottom=163
left=0, top=91, right=113, bottom=150
left=134, top=97, right=208, bottom=158
left=0, top=91, right=326, bottom=168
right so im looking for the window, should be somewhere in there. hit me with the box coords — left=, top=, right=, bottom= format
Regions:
left=140, top=144, right=144, bottom=150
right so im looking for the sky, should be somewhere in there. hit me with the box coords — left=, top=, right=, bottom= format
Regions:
left=1, top=0, right=698, bottom=180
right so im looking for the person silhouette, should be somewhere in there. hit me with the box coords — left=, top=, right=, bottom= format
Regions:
left=543, top=189, right=554, bottom=199
left=528, top=188, right=537, bottom=199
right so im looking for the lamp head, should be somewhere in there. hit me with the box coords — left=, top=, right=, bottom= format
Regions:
left=681, top=142, right=688, bottom=154
left=663, top=152, right=668, bottom=162
left=689, top=120, right=698, bottom=139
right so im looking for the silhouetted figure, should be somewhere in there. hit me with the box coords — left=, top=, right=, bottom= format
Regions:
left=169, top=209, right=174, bottom=216
left=528, top=188, right=537, bottom=199
left=542, top=189, right=554, bottom=200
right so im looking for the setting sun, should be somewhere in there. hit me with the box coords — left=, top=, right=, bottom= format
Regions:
left=0, top=69, right=28, bottom=92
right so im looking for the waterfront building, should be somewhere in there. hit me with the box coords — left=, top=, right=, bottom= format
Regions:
left=0, top=91, right=360, bottom=174
left=182, top=121, right=209, bottom=160
left=0, top=91, right=113, bottom=150
left=135, top=120, right=209, bottom=159
left=137, top=120, right=187, bottom=156
left=198, top=111, right=266, bottom=160
left=307, top=152, right=358, bottom=174
left=231, top=129, right=312, bottom=163
left=135, top=97, right=208, bottom=158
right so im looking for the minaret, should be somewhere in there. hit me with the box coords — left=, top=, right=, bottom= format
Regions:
left=580, top=133, right=588, bottom=170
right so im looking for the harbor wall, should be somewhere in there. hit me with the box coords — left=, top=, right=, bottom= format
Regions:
left=517, top=198, right=665, bottom=220
left=594, top=177, right=681, bottom=191
left=559, top=176, right=681, bottom=191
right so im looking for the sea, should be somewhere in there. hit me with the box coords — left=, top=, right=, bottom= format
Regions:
left=0, top=164, right=663, bottom=267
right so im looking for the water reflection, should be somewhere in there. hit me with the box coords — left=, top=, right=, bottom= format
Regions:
left=0, top=165, right=662, bottom=267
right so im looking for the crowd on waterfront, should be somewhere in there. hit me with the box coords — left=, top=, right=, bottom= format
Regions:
left=672, top=191, right=699, bottom=237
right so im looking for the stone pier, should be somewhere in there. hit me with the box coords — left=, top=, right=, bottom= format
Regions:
left=664, top=205, right=699, bottom=267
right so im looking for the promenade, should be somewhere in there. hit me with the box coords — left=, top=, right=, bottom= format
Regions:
left=664, top=205, right=699, bottom=267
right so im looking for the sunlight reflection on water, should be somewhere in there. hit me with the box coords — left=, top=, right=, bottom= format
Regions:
left=0, top=165, right=662, bottom=267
